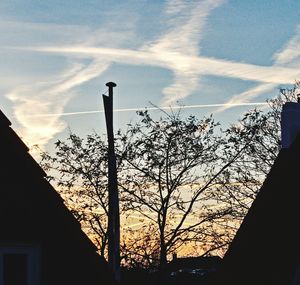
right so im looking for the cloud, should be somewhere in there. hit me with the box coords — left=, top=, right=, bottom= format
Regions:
left=0, top=20, right=135, bottom=48
left=145, top=0, right=226, bottom=105
left=8, top=37, right=300, bottom=144
left=161, top=71, right=199, bottom=105
left=215, top=83, right=276, bottom=113
left=215, top=25, right=300, bottom=113
left=18, top=2, right=300, bottom=111
left=22, top=101, right=268, bottom=119
left=273, top=25, right=300, bottom=65
left=0, top=17, right=136, bottom=149
left=0, top=20, right=91, bottom=47
left=165, top=0, right=186, bottom=15
left=3, top=2, right=300, bottom=149
left=25, top=46, right=300, bottom=84
left=5, top=59, right=110, bottom=148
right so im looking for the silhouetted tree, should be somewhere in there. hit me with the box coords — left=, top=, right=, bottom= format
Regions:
left=120, top=224, right=160, bottom=269
left=213, top=82, right=300, bottom=224
left=41, top=133, right=111, bottom=257
left=117, top=110, right=244, bottom=267
left=42, top=90, right=297, bottom=268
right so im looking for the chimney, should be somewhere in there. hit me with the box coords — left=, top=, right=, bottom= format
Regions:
left=281, top=97, right=300, bottom=148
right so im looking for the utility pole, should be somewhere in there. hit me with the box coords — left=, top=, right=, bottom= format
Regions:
left=102, top=82, right=120, bottom=283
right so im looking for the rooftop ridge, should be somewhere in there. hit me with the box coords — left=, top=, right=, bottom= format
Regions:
left=0, top=110, right=12, bottom=127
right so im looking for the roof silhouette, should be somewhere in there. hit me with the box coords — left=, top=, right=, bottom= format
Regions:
left=214, top=134, right=300, bottom=285
left=0, top=110, right=115, bottom=284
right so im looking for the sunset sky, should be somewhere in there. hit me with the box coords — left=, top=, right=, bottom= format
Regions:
left=1, top=0, right=300, bottom=153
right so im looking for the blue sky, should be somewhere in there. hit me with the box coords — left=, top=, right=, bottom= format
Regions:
left=1, top=0, right=300, bottom=154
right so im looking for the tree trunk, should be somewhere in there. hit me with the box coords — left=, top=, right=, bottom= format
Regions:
left=159, top=243, right=168, bottom=268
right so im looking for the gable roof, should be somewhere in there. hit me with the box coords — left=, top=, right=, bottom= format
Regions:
left=215, top=134, right=300, bottom=285
left=0, top=110, right=115, bottom=284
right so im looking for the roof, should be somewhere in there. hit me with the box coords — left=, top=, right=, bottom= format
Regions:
left=0, top=110, right=115, bottom=284
left=214, top=134, right=300, bottom=285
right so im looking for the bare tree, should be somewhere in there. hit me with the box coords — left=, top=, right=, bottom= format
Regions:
left=41, top=133, right=110, bottom=257
left=41, top=88, right=298, bottom=268
left=117, top=110, right=238, bottom=267
left=121, top=223, right=160, bottom=269
left=214, top=83, right=300, bottom=223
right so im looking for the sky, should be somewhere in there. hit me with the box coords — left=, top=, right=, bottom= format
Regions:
left=1, top=0, right=300, bottom=155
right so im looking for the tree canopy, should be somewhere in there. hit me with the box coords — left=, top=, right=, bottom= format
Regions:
left=117, top=110, right=233, bottom=266
left=40, top=82, right=300, bottom=268
left=214, top=83, right=299, bottom=222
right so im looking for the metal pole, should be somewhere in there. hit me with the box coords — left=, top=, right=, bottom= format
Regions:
left=102, top=82, right=120, bottom=283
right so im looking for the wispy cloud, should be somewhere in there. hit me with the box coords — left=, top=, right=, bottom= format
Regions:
left=273, top=25, right=300, bottom=66
left=145, top=0, right=226, bottom=105
left=165, top=0, right=186, bottom=15
left=21, top=101, right=268, bottom=118
left=215, top=83, right=277, bottom=113
left=2, top=1, right=300, bottom=149
left=24, top=46, right=300, bottom=84
left=216, top=24, right=300, bottom=113
left=7, top=35, right=300, bottom=148
left=7, top=0, right=227, bottom=116
left=1, top=18, right=134, bottom=149
left=6, top=60, right=110, bottom=147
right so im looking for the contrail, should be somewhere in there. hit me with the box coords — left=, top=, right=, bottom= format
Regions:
left=23, top=102, right=269, bottom=118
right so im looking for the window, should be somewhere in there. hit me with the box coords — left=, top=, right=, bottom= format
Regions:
left=0, top=246, right=39, bottom=285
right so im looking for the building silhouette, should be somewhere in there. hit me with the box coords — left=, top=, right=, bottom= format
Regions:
left=215, top=102, right=300, bottom=285
left=0, top=110, right=115, bottom=285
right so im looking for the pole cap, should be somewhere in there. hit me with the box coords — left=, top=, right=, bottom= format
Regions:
left=106, top=82, right=117, bottom=88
